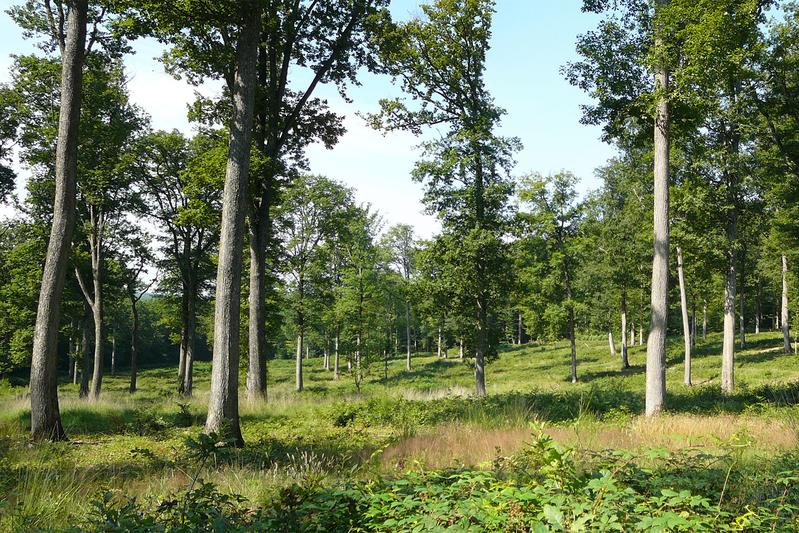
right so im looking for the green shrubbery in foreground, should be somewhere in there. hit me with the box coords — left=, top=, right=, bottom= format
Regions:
left=64, top=430, right=798, bottom=532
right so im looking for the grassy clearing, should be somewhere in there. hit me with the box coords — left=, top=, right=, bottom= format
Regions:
left=1, top=331, right=798, bottom=530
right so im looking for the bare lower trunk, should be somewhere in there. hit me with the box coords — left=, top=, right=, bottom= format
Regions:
left=334, top=327, right=340, bottom=380
left=739, top=270, right=745, bottom=349
left=89, top=281, right=103, bottom=401
left=569, top=307, right=577, bottom=383
left=782, top=255, right=791, bottom=354
left=129, top=302, right=139, bottom=393
left=517, top=311, right=523, bottom=344
left=405, top=302, right=411, bottom=370
left=29, top=1, right=87, bottom=441
left=703, top=299, right=707, bottom=340
left=437, top=326, right=442, bottom=358
left=630, top=323, right=635, bottom=347
left=205, top=8, right=259, bottom=447
left=475, top=296, right=487, bottom=397
left=608, top=331, right=616, bottom=358
left=246, top=231, right=267, bottom=401
left=110, top=328, right=116, bottom=377
left=182, top=297, right=196, bottom=396
left=646, top=21, right=669, bottom=417
left=677, top=247, right=691, bottom=386
left=755, top=278, right=762, bottom=335
left=79, top=310, right=91, bottom=398
left=177, top=291, right=188, bottom=394
left=621, top=293, right=629, bottom=369
left=295, top=333, right=303, bottom=391
left=459, top=339, right=464, bottom=359
left=721, top=215, right=737, bottom=394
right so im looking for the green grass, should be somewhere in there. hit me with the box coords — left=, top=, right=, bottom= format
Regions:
left=1, top=331, right=798, bottom=530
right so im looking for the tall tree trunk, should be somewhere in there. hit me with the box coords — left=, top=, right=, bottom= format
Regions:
left=621, top=292, right=629, bottom=369
left=79, top=306, right=91, bottom=398
left=677, top=247, right=691, bottom=386
left=782, top=255, right=791, bottom=354
left=89, top=258, right=104, bottom=401
left=646, top=3, right=670, bottom=416
left=459, top=338, right=464, bottom=359
left=129, top=299, right=139, bottom=393
left=608, top=330, right=616, bottom=358
left=182, top=291, right=196, bottom=396
left=247, top=232, right=267, bottom=401
left=755, top=277, right=762, bottom=335
left=334, top=326, right=340, bottom=380
left=630, top=322, right=635, bottom=347
left=703, top=299, right=708, bottom=340
left=295, top=333, right=303, bottom=391
left=569, top=306, right=577, bottom=383
left=177, top=289, right=189, bottom=394
left=475, top=295, right=487, bottom=396
left=437, top=325, right=442, bottom=358
left=110, top=326, right=116, bottom=377
left=721, top=214, right=737, bottom=394
left=405, top=301, right=411, bottom=370
left=739, top=265, right=745, bottom=348
left=517, top=311, right=523, bottom=345
left=205, top=8, right=259, bottom=447
left=29, top=0, right=87, bottom=441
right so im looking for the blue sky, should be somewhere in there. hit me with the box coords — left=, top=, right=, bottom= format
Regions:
left=0, top=0, right=617, bottom=237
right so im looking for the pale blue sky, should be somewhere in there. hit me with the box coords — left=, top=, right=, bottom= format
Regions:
left=0, top=0, right=617, bottom=237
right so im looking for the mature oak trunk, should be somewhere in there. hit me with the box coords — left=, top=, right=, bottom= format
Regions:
left=677, top=247, right=691, bottom=386
left=29, top=0, right=87, bottom=441
left=646, top=3, right=670, bottom=417
left=782, top=255, right=791, bottom=354
left=205, top=8, right=259, bottom=447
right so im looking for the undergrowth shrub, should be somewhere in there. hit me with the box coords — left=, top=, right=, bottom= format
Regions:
left=83, top=428, right=799, bottom=532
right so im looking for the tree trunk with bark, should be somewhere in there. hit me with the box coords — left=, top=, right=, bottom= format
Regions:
left=782, top=255, right=791, bottom=354
left=29, top=0, right=88, bottom=441
left=129, top=298, right=140, bottom=393
left=646, top=4, right=670, bottom=416
left=79, top=306, right=91, bottom=398
left=405, top=302, right=411, bottom=370
left=205, top=8, right=259, bottom=447
left=677, top=247, right=691, bottom=386
left=721, top=214, right=737, bottom=394
left=621, top=292, right=629, bottom=369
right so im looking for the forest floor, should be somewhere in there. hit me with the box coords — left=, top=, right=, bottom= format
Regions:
left=1, top=331, right=799, bottom=530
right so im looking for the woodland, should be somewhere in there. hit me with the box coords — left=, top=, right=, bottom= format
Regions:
left=1, top=0, right=799, bottom=531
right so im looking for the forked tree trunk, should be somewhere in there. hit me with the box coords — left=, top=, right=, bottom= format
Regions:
left=205, top=8, right=259, bottom=447
left=29, top=0, right=87, bottom=441
left=782, top=255, right=791, bottom=354
left=677, top=247, right=691, bottom=386
left=646, top=2, right=670, bottom=417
